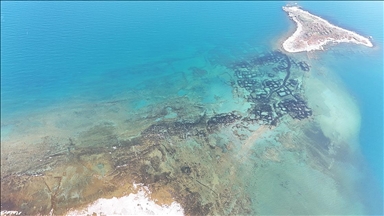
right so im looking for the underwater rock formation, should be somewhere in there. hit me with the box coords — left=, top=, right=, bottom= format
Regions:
left=0, top=50, right=313, bottom=216
left=229, top=51, right=312, bottom=125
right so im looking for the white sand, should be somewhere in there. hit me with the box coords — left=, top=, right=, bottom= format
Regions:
left=66, top=183, right=184, bottom=216
left=282, top=6, right=373, bottom=53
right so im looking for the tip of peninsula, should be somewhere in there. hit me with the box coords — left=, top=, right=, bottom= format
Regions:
left=282, top=5, right=373, bottom=53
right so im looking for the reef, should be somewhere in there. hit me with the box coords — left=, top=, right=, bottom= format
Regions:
left=0, top=105, right=252, bottom=215
left=1, top=50, right=312, bottom=216
left=228, top=51, right=312, bottom=125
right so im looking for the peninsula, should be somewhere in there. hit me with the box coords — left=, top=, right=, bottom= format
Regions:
left=282, top=5, right=373, bottom=53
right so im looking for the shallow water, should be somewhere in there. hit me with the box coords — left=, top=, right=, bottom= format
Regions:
left=1, top=1, right=383, bottom=215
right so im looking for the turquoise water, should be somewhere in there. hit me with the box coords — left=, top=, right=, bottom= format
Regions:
left=1, top=1, right=287, bottom=116
left=1, top=1, right=383, bottom=214
left=298, top=2, right=383, bottom=214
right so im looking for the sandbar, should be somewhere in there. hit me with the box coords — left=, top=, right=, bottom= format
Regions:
left=282, top=5, right=373, bottom=53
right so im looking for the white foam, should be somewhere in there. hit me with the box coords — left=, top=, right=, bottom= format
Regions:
left=66, top=184, right=184, bottom=216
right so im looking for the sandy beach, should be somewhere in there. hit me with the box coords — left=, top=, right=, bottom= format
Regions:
left=282, top=6, right=373, bottom=53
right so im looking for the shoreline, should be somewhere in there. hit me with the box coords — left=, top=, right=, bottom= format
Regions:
left=282, top=6, right=373, bottom=53
left=66, top=184, right=184, bottom=215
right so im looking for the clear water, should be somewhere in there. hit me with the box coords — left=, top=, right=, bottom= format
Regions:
left=298, top=2, right=384, bottom=213
left=1, top=1, right=287, bottom=115
left=1, top=1, right=383, bottom=214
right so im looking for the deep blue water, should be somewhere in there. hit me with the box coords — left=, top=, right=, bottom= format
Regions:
left=1, top=1, right=383, bottom=214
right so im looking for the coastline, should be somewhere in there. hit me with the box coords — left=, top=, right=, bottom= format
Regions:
left=1, top=2, right=381, bottom=215
left=282, top=6, right=373, bottom=53
left=66, top=184, right=184, bottom=215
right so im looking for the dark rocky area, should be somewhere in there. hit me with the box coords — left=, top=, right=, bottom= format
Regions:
left=229, top=51, right=312, bottom=125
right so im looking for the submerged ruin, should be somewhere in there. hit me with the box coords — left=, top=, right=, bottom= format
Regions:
left=1, top=50, right=314, bottom=215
